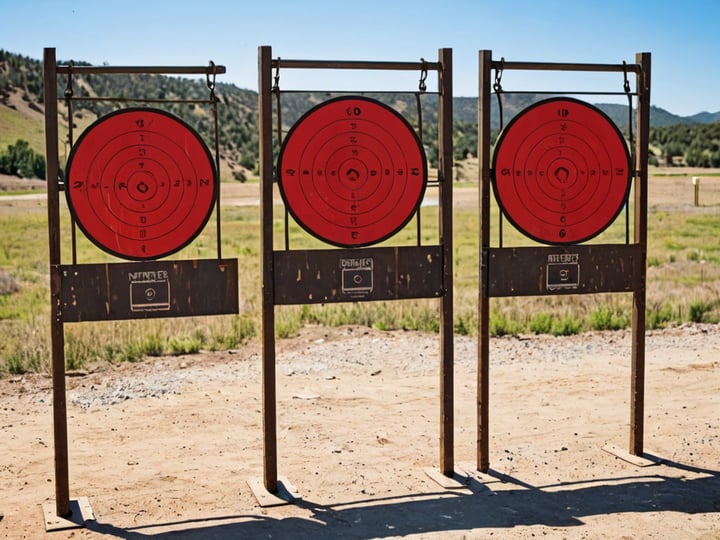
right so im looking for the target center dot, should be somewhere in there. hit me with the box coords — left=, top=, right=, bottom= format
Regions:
left=338, top=157, right=369, bottom=190
left=128, top=171, right=157, bottom=201
left=346, top=168, right=360, bottom=182
left=554, top=166, right=569, bottom=183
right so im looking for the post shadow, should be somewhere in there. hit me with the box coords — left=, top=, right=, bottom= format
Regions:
left=85, top=460, right=719, bottom=539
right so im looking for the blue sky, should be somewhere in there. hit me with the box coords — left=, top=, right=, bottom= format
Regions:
left=2, top=0, right=718, bottom=116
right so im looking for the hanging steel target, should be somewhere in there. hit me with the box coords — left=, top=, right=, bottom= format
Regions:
left=492, top=97, right=631, bottom=245
left=65, top=108, right=217, bottom=260
left=278, top=96, right=427, bottom=247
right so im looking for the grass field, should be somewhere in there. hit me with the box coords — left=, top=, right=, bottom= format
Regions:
left=2, top=169, right=720, bottom=375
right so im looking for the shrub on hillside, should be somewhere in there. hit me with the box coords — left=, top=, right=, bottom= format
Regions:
left=0, top=139, right=45, bottom=179
left=0, top=270, right=19, bottom=295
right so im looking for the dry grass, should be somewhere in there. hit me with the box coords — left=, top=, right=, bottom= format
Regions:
left=2, top=166, right=720, bottom=374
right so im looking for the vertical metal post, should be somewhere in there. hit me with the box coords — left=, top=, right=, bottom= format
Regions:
left=477, top=50, right=492, bottom=473
left=630, top=52, right=651, bottom=456
left=44, top=48, right=70, bottom=517
left=258, top=45, right=278, bottom=493
left=437, top=48, right=454, bottom=476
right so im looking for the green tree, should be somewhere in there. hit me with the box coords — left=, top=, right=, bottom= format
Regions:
left=0, top=139, right=46, bottom=179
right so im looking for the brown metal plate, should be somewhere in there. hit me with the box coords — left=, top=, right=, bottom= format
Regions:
left=59, top=259, right=238, bottom=322
left=485, top=244, right=643, bottom=297
left=273, top=245, right=443, bottom=305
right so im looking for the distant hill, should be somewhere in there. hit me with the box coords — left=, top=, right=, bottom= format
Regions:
left=687, top=111, right=720, bottom=124
left=2, top=48, right=720, bottom=177
left=593, top=103, right=698, bottom=128
left=452, top=100, right=710, bottom=129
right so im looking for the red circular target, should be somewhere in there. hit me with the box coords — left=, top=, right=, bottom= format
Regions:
left=278, top=96, right=427, bottom=247
left=492, top=97, right=631, bottom=245
left=65, top=108, right=217, bottom=260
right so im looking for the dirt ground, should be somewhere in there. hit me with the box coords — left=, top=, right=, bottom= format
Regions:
left=1, top=169, right=719, bottom=538
left=1, top=323, right=719, bottom=539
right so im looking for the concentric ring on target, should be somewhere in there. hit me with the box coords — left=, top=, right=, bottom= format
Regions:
left=277, top=96, right=427, bottom=247
left=65, top=107, right=217, bottom=260
left=491, top=97, right=631, bottom=245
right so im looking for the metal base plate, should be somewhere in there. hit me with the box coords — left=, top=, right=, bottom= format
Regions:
left=42, top=497, right=95, bottom=531
left=602, top=444, right=660, bottom=467
left=247, top=476, right=300, bottom=507
left=423, top=467, right=471, bottom=490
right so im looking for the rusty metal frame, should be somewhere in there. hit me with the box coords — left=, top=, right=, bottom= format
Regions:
left=43, top=48, right=232, bottom=529
left=257, top=46, right=455, bottom=502
left=477, top=51, right=651, bottom=473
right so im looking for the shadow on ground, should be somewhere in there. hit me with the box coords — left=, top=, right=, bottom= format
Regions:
left=85, top=458, right=720, bottom=539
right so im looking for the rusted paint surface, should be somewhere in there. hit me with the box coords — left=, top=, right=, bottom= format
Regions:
left=486, top=244, right=643, bottom=297
left=273, top=245, right=443, bottom=305
left=59, top=259, right=238, bottom=322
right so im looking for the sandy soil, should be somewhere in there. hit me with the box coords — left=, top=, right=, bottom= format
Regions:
left=1, top=323, right=719, bottom=539
left=1, top=170, right=719, bottom=538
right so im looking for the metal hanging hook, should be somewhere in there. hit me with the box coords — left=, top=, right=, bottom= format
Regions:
left=493, top=57, right=504, bottom=93
left=206, top=60, right=217, bottom=102
left=64, top=60, right=74, bottom=100
left=272, top=57, right=281, bottom=93
left=494, top=57, right=506, bottom=132
left=206, top=61, right=217, bottom=90
left=272, top=57, right=283, bottom=155
left=622, top=60, right=631, bottom=94
left=418, top=58, right=428, bottom=93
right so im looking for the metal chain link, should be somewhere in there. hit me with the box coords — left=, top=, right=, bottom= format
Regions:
left=206, top=60, right=217, bottom=103
left=623, top=60, right=635, bottom=245
left=494, top=57, right=505, bottom=131
left=272, top=58, right=283, bottom=151
left=418, top=58, right=428, bottom=93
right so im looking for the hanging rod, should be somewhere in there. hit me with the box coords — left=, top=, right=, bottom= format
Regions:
left=56, top=65, right=225, bottom=76
left=61, top=96, right=216, bottom=104
left=271, top=59, right=440, bottom=71
left=492, top=60, right=641, bottom=73
left=495, top=90, right=638, bottom=96
left=276, top=89, right=441, bottom=95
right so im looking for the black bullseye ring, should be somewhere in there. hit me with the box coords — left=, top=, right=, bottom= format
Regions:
left=277, top=96, right=427, bottom=247
left=65, top=108, right=217, bottom=260
left=491, top=97, right=631, bottom=245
